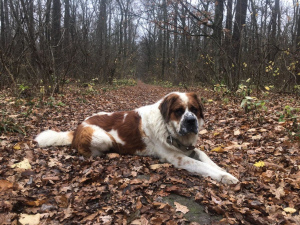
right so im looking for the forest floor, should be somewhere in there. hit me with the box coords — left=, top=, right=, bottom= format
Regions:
left=0, top=81, right=300, bottom=224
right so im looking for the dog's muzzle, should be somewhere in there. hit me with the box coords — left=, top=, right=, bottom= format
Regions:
left=178, top=113, right=199, bottom=136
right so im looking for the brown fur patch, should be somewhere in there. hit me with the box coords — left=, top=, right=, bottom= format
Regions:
left=68, top=131, right=74, bottom=141
left=72, top=125, right=94, bottom=157
left=186, top=92, right=204, bottom=119
left=84, top=111, right=146, bottom=155
left=159, top=93, right=183, bottom=122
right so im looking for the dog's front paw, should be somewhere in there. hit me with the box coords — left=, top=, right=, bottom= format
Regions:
left=221, top=173, right=239, bottom=184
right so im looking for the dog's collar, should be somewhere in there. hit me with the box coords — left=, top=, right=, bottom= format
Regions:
left=166, top=133, right=195, bottom=151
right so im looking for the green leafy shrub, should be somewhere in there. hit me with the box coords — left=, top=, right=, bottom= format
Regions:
left=112, top=78, right=137, bottom=87
left=0, top=113, right=25, bottom=134
left=213, top=84, right=230, bottom=96
left=241, top=96, right=268, bottom=114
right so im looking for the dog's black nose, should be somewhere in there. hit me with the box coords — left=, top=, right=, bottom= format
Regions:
left=186, top=117, right=197, bottom=125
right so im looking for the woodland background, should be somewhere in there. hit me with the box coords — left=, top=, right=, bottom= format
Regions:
left=1, top=1, right=300, bottom=224
left=0, top=0, right=300, bottom=94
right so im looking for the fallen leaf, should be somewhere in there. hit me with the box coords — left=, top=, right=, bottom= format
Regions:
left=234, top=129, right=241, bottom=136
left=213, top=132, right=220, bottom=136
left=251, top=134, right=262, bottom=140
left=25, top=199, right=47, bottom=207
left=100, top=215, right=112, bottom=224
left=199, top=129, right=207, bottom=135
left=150, top=163, right=171, bottom=170
left=13, top=142, right=21, bottom=150
left=107, top=153, right=120, bottom=159
left=0, top=180, right=13, bottom=192
left=248, top=128, right=256, bottom=133
left=174, top=202, right=189, bottom=214
left=273, top=181, right=285, bottom=200
left=283, top=207, right=296, bottom=213
left=211, top=146, right=225, bottom=153
left=254, top=161, right=265, bottom=167
left=11, top=158, right=31, bottom=170
left=153, top=202, right=168, bottom=209
left=19, top=213, right=41, bottom=225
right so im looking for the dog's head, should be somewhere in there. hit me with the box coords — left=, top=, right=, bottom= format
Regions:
left=159, top=92, right=204, bottom=139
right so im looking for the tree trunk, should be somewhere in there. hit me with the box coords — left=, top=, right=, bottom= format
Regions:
left=64, top=0, right=70, bottom=47
left=269, top=0, right=279, bottom=61
left=173, top=1, right=178, bottom=83
left=213, top=0, right=224, bottom=82
left=52, top=0, right=61, bottom=93
left=1, top=0, right=5, bottom=48
left=161, top=0, right=167, bottom=80
left=296, top=6, right=300, bottom=84
left=232, top=0, right=248, bottom=88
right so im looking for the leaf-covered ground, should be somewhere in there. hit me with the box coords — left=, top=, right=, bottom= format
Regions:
left=0, top=81, right=299, bottom=224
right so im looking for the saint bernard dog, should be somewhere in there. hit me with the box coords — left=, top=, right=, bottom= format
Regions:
left=35, top=92, right=239, bottom=184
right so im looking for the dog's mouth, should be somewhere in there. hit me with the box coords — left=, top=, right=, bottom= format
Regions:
left=177, top=113, right=199, bottom=136
left=178, top=122, right=199, bottom=136
left=178, top=126, right=198, bottom=136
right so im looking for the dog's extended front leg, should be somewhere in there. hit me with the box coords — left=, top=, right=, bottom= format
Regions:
left=193, top=149, right=226, bottom=172
left=158, top=148, right=239, bottom=184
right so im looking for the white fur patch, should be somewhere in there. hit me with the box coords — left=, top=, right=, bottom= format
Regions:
left=90, top=126, right=113, bottom=156
left=123, top=113, right=128, bottom=122
left=35, top=130, right=72, bottom=147
left=177, top=92, right=189, bottom=105
left=108, top=129, right=125, bottom=145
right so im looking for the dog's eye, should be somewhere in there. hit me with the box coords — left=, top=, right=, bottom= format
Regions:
left=175, top=108, right=184, bottom=116
left=190, top=106, right=198, bottom=114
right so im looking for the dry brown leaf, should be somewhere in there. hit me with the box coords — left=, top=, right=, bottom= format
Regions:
left=199, top=129, right=207, bottom=134
left=150, top=163, right=171, bottom=170
left=153, top=202, right=168, bottom=209
left=0, top=180, right=13, bottom=192
left=174, top=202, right=189, bottom=214
left=25, top=199, right=47, bottom=207
left=107, top=153, right=120, bottom=159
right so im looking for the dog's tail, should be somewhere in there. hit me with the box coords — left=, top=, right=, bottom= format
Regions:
left=35, top=130, right=74, bottom=147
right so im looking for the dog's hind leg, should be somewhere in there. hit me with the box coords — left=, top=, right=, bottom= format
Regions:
left=72, top=124, right=114, bottom=157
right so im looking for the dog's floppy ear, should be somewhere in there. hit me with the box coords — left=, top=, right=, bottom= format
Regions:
left=189, top=92, right=205, bottom=119
left=159, top=94, right=178, bottom=122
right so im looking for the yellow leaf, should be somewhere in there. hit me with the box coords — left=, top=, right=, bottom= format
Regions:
left=13, top=143, right=21, bottom=150
left=213, top=132, right=220, bottom=136
left=11, top=159, right=31, bottom=170
left=283, top=207, right=297, bottom=213
left=211, top=146, right=225, bottom=153
left=265, top=86, right=270, bottom=90
left=208, top=99, right=214, bottom=103
left=254, top=161, right=265, bottom=167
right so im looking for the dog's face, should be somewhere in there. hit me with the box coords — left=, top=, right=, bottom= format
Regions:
left=159, top=92, right=204, bottom=137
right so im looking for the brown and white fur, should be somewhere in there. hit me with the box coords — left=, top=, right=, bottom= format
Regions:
left=35, top=92, right=239, bottom=184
